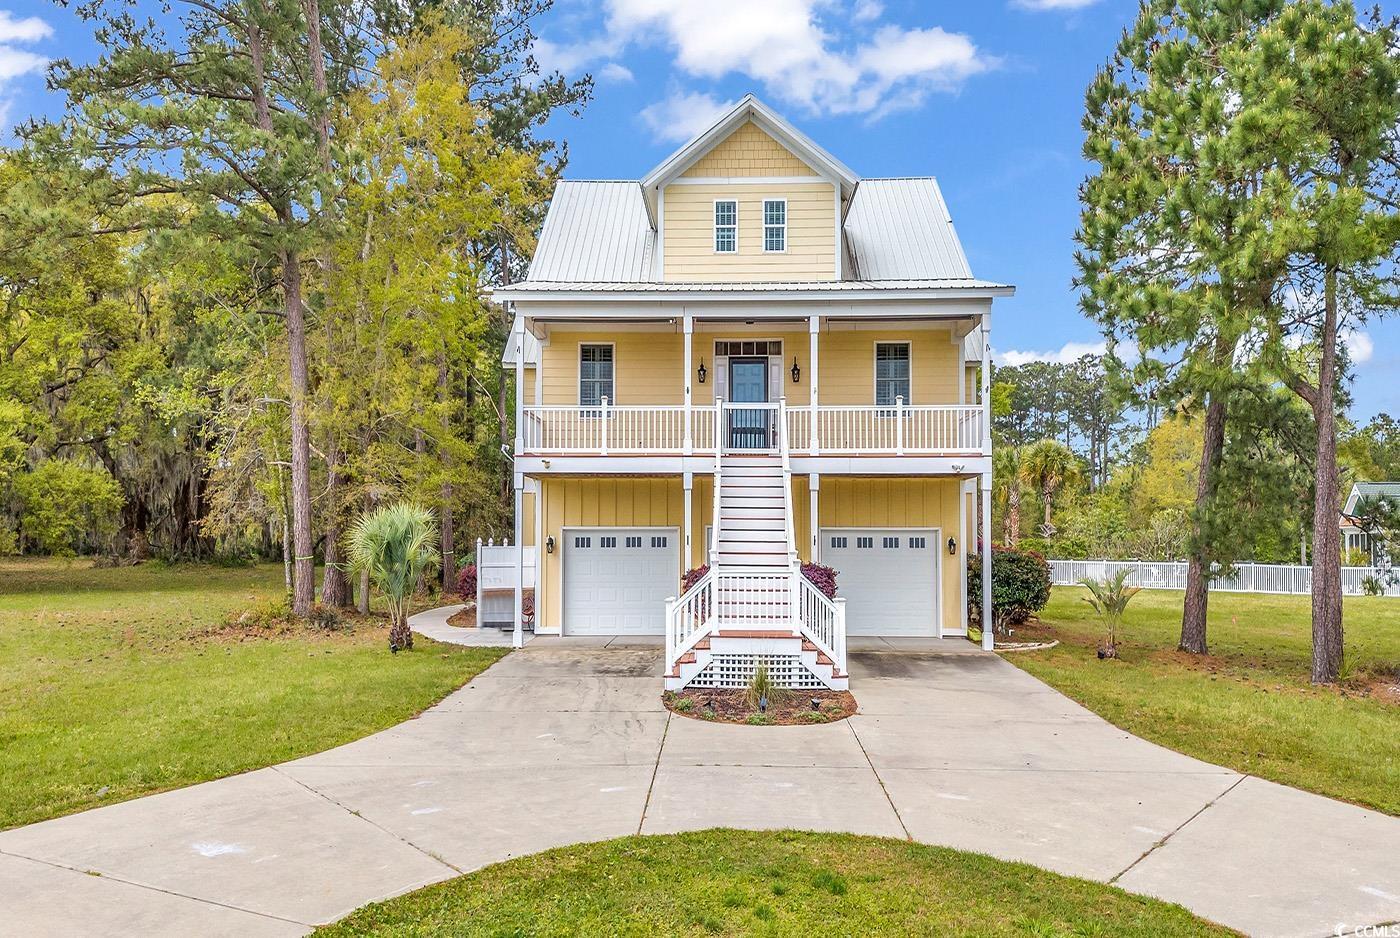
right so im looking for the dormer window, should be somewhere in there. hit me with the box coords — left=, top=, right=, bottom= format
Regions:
left=763, top=199, right=786, bottom=252
left=713, top=200, right=737, bottom=253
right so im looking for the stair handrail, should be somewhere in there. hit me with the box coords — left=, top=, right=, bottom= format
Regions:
left=777, top=397, right=799, bottom=569
left=710, top=396, right=724, bottom=568
left=665, top=565, right=717, bottom=672
left=795, top=574, right=847, bottom=677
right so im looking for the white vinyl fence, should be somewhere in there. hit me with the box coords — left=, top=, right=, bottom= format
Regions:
left=1049, top=559, right=1400, bottom=597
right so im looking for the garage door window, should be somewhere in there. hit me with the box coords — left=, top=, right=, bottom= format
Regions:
left=574, top=536, right=590, bottom=548
left=883, top=536, right=900, bottom=548
left=909, top=536, right=927, bottom=549
left=652, top=536, right=668, bottom=548
left=830, top=536, right=847, bottom=548
left=857, top=536, right=873, bottom=548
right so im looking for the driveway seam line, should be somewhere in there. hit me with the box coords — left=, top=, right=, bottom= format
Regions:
left=270, top=766, right=464, bottom=876
left=0, top=847, right=313, bottom=929
left=845, top=719, right=912, bottom=841
left=1107, top=774, right=1249, bottom=885
left=637, top=711, right=672, bottom=835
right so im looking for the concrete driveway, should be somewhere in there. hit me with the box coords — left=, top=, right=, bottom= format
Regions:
left=1, top=622, right=1397, bottom=937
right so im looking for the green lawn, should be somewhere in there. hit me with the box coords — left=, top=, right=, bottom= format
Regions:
left=1007, top=587, right=1400, bottom=814
left=318, top=830, right=1229, bottom=937
left=0, top=557, right=506, bottom=829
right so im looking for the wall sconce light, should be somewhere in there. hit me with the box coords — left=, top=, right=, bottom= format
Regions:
left=697, top=359, right=707, bottom=384
left=947, top=536, right=957, bottom=555
left=545, top=535, right=556, bottom=554
left=790, top=357, right=801, bottom=384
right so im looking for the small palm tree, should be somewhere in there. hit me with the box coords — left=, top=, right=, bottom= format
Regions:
left=1021, top=439, right=1078, bottom=536
left=1079, top=569, right=1140, bottom=658
left=347, top=502, right=441, bottom=652
left=992, top=446, right=1025, bottom=547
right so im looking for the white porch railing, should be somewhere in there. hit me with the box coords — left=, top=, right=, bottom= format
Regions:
left=787, top=401, right=984, bottom=454
left=665, top=567, right=715, bottom=668
left=1049, top=559, right=1400, bottom=597
left=520, top=401, right=985, bottom=456
left=797, top=576, right=846, bottom=673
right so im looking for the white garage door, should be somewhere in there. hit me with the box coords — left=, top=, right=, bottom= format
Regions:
left=821, top=528, right=939, bottom=636
left=563, top=528, right=679, bottom=634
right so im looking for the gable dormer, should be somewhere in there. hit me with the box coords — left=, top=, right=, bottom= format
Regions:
left=644, top=95, right=859, bottom=284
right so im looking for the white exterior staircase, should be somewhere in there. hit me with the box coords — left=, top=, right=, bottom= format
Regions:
left=665, top=399, right=847, bottom=691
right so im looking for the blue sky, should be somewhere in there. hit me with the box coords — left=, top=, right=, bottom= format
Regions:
left=2, top=0, right=1395, bottom=420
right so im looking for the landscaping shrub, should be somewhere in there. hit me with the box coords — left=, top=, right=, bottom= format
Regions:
left=455, top=562, right=477, bottom=599
left=967, top=547, right=1052, bottom=635
left=682, top=564, right=709, bottom=593
left=801, top=562, right=838, bottom=598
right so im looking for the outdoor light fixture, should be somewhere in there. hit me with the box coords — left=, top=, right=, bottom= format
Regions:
left=697, top=359, right=707, bottom=383
left=948, top=537, right=958, bottom=555
left=791, top=357, right=801, bottom=383
left=545, top=535, right=556, bottom=554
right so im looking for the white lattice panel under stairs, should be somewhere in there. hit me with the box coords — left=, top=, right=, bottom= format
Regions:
left=689, top=653, right=825, bottom=689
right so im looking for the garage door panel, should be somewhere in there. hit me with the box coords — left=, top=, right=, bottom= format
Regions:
left=564, top=527, right=678, bottom=635
left=822, top=528, right=938, bottom=637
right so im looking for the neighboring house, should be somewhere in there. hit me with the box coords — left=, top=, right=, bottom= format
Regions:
left=1340, top=481, right=1400, bottom=565
left=492, top=95, right=1012, bottom=690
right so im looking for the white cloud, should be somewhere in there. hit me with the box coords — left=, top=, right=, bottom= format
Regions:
left=1010, top=0, right=1100, bottom=9
left=542, top=0, right=995, bottom=132
left=1342, top=327, right=1374, bottom=364
left=598, top=62, right=634, bottom=83
left=851, top=0, right=883, bottom=22
left=0, top=11, right=51, bottom=43
left=640, top=89, right=734, bottom=144
left=0, top=11, right=50, bottom=130
left=996, top=339, right=1136, bottom=367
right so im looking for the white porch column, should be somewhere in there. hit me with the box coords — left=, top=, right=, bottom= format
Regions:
left=683, top=471, right=694, bottom=570
left=808, top=315, right=820, bottom=454
left=512, top=316, right=525, bottom=455
left=809, top=472, right=821, bottom=563
left=532, top=477, right=543, bottom=631
left=980, top=470, right=993, bottom=651
left=512, top=472, right=524, bottom=649
left=980, top=313, right=992, bottom=456
left=683, top=312, right=694, bottom=454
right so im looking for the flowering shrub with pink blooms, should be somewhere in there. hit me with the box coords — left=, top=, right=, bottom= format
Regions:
left=801, top=562, right=838, bottom=599
left=455, top=562, right=477, bottom=598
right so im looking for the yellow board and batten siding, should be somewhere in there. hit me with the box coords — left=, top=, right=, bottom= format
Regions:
left=533, top=474, right=967, bottom=634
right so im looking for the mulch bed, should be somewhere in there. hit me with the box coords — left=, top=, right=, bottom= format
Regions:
left=446, top=605, right=477, bottom=628
left=664, top=688, right=857, bottom=725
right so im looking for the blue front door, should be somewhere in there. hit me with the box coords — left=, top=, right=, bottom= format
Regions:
left=728, top=358, right=769, bottom=449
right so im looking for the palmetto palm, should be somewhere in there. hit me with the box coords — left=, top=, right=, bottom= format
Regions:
left=1021, top=439, right=1078, bottom=536
left=992, top=446, right=1025, bottom=547
left=346, top=503, right=441, bottom=651
left=1079, top=568, right=1140, bottom=652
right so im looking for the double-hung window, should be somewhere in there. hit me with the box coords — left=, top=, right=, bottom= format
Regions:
left=579, top=344, right=614, bottom=408
left=714, top=200, right=737, bottom=253
left=875, top=342, right=911, bottom=407
left=762, top=199, right=786, bottom=252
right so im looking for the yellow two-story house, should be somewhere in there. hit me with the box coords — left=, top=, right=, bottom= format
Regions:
left=494, top=95, right=1009, bottom=690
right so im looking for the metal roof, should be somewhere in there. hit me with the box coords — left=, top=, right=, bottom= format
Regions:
left=495, top=279, right=1012, bottom=302
left=1343, top=481, right=1400, bottom=516
left=844, top=178, right=971, bottom=281
left=500, top=317, right=541, bottom=365
left=523, top=181, right=655, bottom=283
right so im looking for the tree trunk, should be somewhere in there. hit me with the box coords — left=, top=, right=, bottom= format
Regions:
left=438, top=356, right=456, bottom=593
left=1006, top=488, right=1021, bottom=548
left=283, top=251, right=316, bottom=615
left=1181, top=393, right=1225, bottom=655
left=1310, top=267, right=1344, bottom=683
left=320, top=447, right=351, bottom=608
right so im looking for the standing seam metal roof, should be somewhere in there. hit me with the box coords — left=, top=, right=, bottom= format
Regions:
left=843, top=178, right=972, bottom=281
left=524, top=181, right=654, bottom=283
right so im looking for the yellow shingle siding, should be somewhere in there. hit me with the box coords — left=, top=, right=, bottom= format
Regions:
left=680, top=121, right=818, bottom=178
left=663, top=182, right=836, bottom=281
